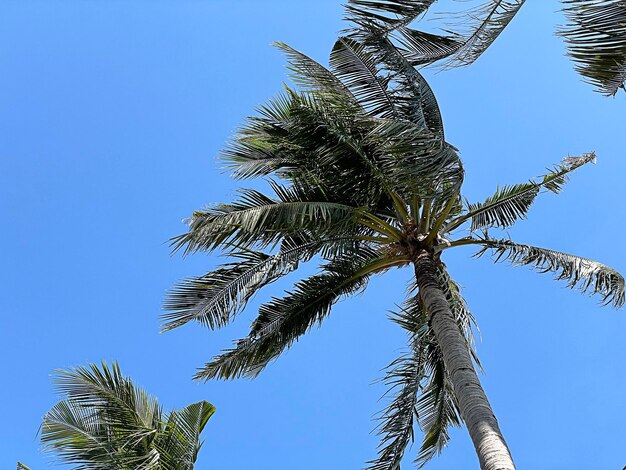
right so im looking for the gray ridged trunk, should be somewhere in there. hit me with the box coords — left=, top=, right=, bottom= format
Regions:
left=413, top=250, right=515, bottom=470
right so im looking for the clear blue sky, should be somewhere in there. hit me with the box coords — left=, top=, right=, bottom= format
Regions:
left=1, top=1, right=625, bottom=468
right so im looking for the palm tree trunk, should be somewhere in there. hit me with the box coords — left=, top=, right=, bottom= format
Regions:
left=413, top=250, right=515, bottom=470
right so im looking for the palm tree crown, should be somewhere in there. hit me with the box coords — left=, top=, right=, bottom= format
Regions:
left=163, top=1, right=624, bottom=468
left=40, top=362, right=214, bottom=469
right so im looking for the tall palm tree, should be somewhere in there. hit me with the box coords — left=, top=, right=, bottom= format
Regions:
left=163, top=1, right=624, bottom=469
left=40, top=362, right=214, bottom=469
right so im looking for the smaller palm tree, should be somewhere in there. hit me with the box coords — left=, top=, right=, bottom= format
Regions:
left=40, top=362, right=214, bottom=469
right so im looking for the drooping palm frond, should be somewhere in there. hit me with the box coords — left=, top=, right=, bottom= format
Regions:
left=442, top=0, right=527, bottom=68
left=325, top=35, right=464, bottom=199
left=394, top=27, right=464, bottom=67
left=368, top=330, right=425, bottom=470
left=476, top=237, right=625, bottom=307
left=41, top=362, right=214, bottom=470
left=220, top=88, right=460, bottom=220
left=195, top=247, right=410, bottom=381
left=444, top=153, right=596, bottom=233
left=344, top=0, right=438, bottom=32
left=162, top=237, right=366, bottom=332
left=413, top=349, right=461, bottom=467
left=559, top=0, right=626, bottom=95
left=163, top=248, right=296, bottom=332
left=221, top=86, right=365, bottom=182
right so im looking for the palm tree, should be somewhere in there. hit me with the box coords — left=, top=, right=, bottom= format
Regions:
left=162, top=1, right=624, bottom=469
left=40, top=362, right=214, bottom=469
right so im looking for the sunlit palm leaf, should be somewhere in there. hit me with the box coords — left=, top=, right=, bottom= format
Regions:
left=41, top=399, right=114, bottom=469
left=559, top=0, right=626, bottom=95
left=365, top=120, right=462, bottom=197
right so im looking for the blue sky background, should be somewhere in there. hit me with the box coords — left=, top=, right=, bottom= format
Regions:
left=1, top=1, right=625, bottom=468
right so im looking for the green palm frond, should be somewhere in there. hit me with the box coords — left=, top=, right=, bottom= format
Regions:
left=171, top=188, right=363, bottom=254
left=52, top=362, right=161, bottom=441
left=41, top=362, right=213, bottom=470
left=445, top=153, right=596, bottom=233
left=220, top=43, right=461, bottom=212
left=443, top=0, right=526, bottom=68
left=350, top=31, right=447, bottom=134
left=162, top=238, right=366, bottom=332
left=559, top=0, right=626, bottom=95
left=222, top=88, right=372, bottom=189
left=221, top=87, right=364, bottom=183
left=156, top=401, right=215, bottom=467
left=221, top=91, right=301, bottom=180
left=195, top=248, right=410, bottom=381
left=476, top=237, right=625, bottom=307
left=331, top=37, right=399, bottom=118
left=274, top=42, right=359, bottom=106
left=221, top=89, right=396, bottom=210
left=344, top=0, right=438, bottom=32
left=414, top=355, right=461, bottom=467
left=17, top=464, right=31, bottom=470
left=368, top=336, right=424, bottom=470
left=393, top=28, right=463, bottom=66
left=162, top=248, right=293, bottom=332
left=365, top=120, right=462, bottom=197
left=41, top=399, right=114, bottom=469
